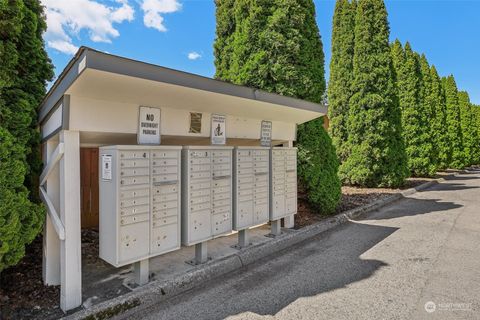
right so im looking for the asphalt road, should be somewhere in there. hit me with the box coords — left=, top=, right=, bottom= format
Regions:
left=118, top=170, right=480, bottom=320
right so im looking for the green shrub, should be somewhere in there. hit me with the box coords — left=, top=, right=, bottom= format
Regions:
left=297, top=117, right=341, bottom=215
left=0, top=128, right=45, bottom=271
left=0, top=0, right=52, bottom=272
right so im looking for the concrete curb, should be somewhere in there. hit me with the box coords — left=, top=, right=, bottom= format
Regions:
left=63, top=175, right=449, bottom=320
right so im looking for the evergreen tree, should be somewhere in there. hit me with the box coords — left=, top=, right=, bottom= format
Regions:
left=443, top=75, right=465, bottom=169
left=458, top=91, right=477, bottom=166
left=216, top=0, right=325, bottom=101
left=213, top=0, right=236, bottom=81
left=339, top=0, right=408, bottom=187
left=474, top=105, right=480, bottom=164
left=214, top=0, right=341, bottom=214
left=297, top=117, right=341, bottom=214
left=328, top=0, right=356, bottom=162
left=429, top=66, right=449, bottom=169
left=416, top=52, right=437, bottom=175
left=475, top=105, right=480, bottom=164
left=0, top=0, right=52, bottom=271
left=391, top=41, right=435, bottom=176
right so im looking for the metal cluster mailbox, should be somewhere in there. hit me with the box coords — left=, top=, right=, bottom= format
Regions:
left=233, top=147, right=270, bottom=230
left=181, top=146, right=234, bottom=246
left=270, top=147, right=297, bottom=220
left=99, top=146, right=182, bottom=267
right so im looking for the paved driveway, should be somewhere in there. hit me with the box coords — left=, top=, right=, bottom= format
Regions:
left=118, top=170, right=480, bottom=320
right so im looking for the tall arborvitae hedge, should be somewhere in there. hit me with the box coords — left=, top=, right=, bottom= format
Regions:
left=473, top=105, right=480, bottom=164
left=429, top=66, right=449, bottom=169
left=0, top=0, right=53, bottom=271
left=214, top=0, right=341, bottom=214
left=415, top=52, right=437, bottom=175
left=391, top=41, right=435, bottom=177
left=328, top=0, right=356, bottom=162
left=443, top=75, right=465, bottom=169
left=11, top=0, right=54, bottom=201
left=339, top=0, right=408, bottom=187
left=474, top=105, right=480, bottom=164
left=213, top=0, right=236, bottom=81
left=458, top=91, right=478, bottom=166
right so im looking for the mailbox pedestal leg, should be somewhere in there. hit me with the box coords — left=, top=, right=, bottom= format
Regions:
left=195, top=242, right=208, bottom=264
left=270, top=220, right=282, bottom=236
left=233, top=229, right=250, bottom=249
left=284, top=215, right=294, bottom=229
left=134, top=259, right=149, bottom=285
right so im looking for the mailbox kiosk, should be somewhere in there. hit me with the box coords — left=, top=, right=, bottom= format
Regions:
left=37, top=47, right=326, bottom=311
left=232, top=147, right=270, bottom=248
left=98, top=146, right=181, bottom=284
left=181, top=146, right=233, bottom=263
left=270, top=147, right=298, bottom=219
left=270, top=147, right=297, bottom=235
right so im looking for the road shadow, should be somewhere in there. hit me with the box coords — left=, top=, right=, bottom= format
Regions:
left=357, top=196, right=462, bottom=221
left=443, top=175, right=479, bottom=181
left=129, top=221, right=399, bottom=320
left=426, top=183, right=479, bottom=191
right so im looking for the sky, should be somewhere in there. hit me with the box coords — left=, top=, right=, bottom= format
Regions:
left=42, top=0, right=480, bottom=104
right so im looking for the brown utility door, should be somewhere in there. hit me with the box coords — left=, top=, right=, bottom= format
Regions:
left=80, top=148, right=99, bottom=229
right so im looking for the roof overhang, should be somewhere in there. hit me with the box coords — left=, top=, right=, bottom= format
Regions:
left=39, top=47, right=327, bottom=124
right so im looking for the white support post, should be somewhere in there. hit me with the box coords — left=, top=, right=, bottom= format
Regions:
left=283, top=140, right=295, bottom=229
left=59, top=131, right=82, bottom=312
left=134, top=259, right=149, bottom=285
left=43, top=140, right=61, bottom=285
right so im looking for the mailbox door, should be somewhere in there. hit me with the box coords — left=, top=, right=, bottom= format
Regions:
left=117, top=149, right=151, bottom=265
left=211, top=149, right=232, bottom=236
left=150, top=149, right=181, bottom=255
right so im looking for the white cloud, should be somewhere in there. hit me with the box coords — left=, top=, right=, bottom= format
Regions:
left=42, top=0, right=135, bottom=54
left=47, top=40, right=79, bottom=55
left=187, top=51, right=201, bottom=60
left=141, top=0, right=181, bottom=32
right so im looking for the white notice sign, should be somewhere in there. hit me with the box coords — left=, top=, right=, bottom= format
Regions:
left=260, top=120, right=272, bottom=147
left=211, top=114, right=226, bottom=145
left=101, top=154, right=112, bottom=180
left=138, top=106, right=161, bottom=145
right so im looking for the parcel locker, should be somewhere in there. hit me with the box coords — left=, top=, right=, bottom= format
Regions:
left=270, top=147, right=297, bottom=220
left=99, top=146, right=181, bottom=267
left=233, top=147, right=270, bottom=230
left=181, top=146, right=233, bottom=246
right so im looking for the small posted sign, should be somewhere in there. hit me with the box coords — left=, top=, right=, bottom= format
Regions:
left=260, top=120, right=272, bottom=147
left=138, top=106, right=161, bottom=145
left=101, top=154, right=112, bottom=180
left=211, top=114, right=226, bottom=145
